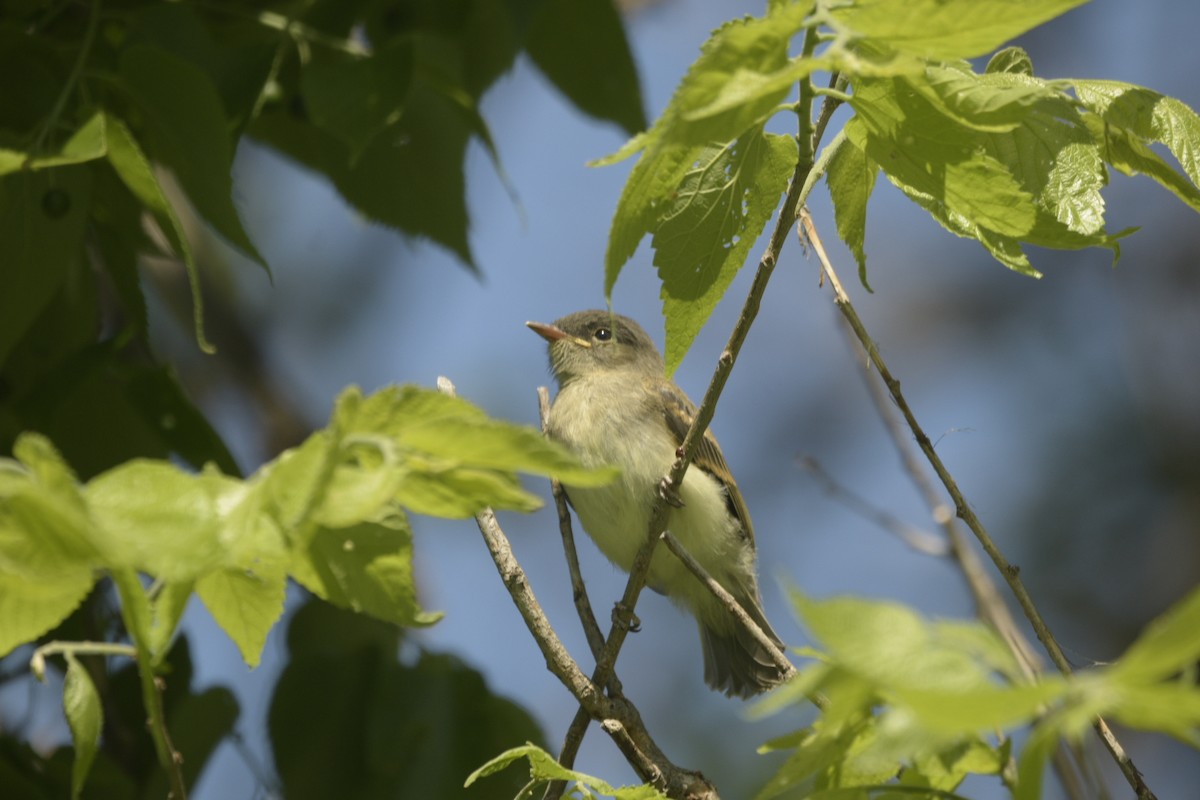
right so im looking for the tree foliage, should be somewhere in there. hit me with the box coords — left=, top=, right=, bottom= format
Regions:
left=2, top=0, right=1200, bottom=799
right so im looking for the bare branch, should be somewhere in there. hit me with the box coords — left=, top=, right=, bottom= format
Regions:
left=660, top=532, right=796, bottom=681
left=799, top=213, right=1158, bottom=800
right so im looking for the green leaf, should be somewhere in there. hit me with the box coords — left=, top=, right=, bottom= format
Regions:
left=0, top=111, right=107, bottom=176
left=62, top=654, right=103, bottom=800
left=526, top=0, right=646, bottom=135
left=85, top=460, right=229, bottom=581
left=149, top=581, right=193, bottom=664
left=826, top=0, right=1089, bottom=60
left=251, top=81, right=476, bottom=268
left=104, top=112, right=213, bottom=353
left=1109, top=586, right=1200, bottom=684
left=289, top=514, right=441, bottom=628
left=466, top=742, right=668, bottom=799
left=849, top=77, right=1038, bottom=239
left=271, top=600, right=545, bottom=800
left=0, top=165, right=91, bottom=367
left=1105, top=682, right=1200, bottom=742
left=653, top=128, right=797, bottom=373
left=824, top=130, right=877, bottom=288
left=195, top=479, right=288, bottom=666
left=0, top=434, right=101, bottom=579
left=118, top=44, right=266, bottom=269
left=333, top=385, right=617, bottom=488
left=1080, top=112, right=1200, bottom=214
left=300, top=40, right=413, bottom=161
left=1072, top=79, right=1200, bottom=186
left=600, top=1, right=810, bottom=297
left=986, top=46, right=1034, bottom=76
left=0, top=569, right=94, bottom=658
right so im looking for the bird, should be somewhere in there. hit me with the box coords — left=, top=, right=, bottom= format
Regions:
left=527, top=309, right=787, bottom=697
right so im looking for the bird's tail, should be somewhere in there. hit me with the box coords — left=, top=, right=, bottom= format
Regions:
left=699, top=587, right=789, bottom=698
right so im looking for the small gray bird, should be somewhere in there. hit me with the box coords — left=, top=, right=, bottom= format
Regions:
left=528, top=310, right=787, bottom=697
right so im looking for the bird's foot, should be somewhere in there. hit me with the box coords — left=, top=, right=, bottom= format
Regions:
left=658, top=477, right=684, bottom=508
left=611, top=602, right=641, bottom=633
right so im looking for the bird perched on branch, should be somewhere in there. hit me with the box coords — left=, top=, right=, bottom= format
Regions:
left=528, top=310, right=787, bottom=697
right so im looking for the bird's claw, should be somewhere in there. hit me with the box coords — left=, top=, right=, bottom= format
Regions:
left=658, top=478, right=684, bottom=508
left=612, top=602, right=641, bottom=633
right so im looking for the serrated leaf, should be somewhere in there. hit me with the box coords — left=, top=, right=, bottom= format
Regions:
left=527, top=0, right=646, bottom=135
left=1081, top=112, right=1200, bottom=213
left=827, top=0, right=1089, bottom=60
left=289, top=514, right=441, bottom=628
left=0, top=569, right=94, bottom=658
left=600, top=1, right=810, bottom=297
left=251, top=81, right=475, bottom=268
left=0, top=165, right=91, bottom=367
left=1072, top=79, right=1200, bottom=186
left=118, top=44, right=266, bottom=269
left=63, top=654, right=103, bottom=799
left=300, top=40, right=413, bottom=161
left=466, top=743, right=668, bottom=799
left=104, top=112, right=213, bottom=353
left=0, top=111, right=107, bottom=176
left=824, top=129, right=877, bottom=288
left=653, top=128, right=797, bottom=373
left=195, top=479, right=288, bottom=666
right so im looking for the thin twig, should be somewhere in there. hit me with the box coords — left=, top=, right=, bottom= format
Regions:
left=799, top=212, right=1157, bottom=800
left=799, top=457, right=949, bottom=557
left=660, top=532, right=796, bottom=681
left=538, top=386, right=614, bottom=800
left=438, top=377, right=717, bottom=799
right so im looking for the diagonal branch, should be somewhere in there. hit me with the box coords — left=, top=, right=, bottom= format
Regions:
left=799, top=212, right=1157, bottom=800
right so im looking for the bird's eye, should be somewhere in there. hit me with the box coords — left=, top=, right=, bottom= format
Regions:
left=594, top=327, right=612, bottom=341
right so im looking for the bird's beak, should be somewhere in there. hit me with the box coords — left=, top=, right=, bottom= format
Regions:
left=526, top=321, right=592, bottom=348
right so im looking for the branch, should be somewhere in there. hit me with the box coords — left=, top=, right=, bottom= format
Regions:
left=659, top=532, right=796, bottom=681
left=438, top=378, right=717, bottom=799
left=799, top=212, right=1157, bottom=800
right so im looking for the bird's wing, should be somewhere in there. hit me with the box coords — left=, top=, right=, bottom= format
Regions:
left=657, top=381, right=757, bottom=549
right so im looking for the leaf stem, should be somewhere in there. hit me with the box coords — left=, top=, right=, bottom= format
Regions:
left=30, top=641, right=137, bottom=681
left=31, top=0, right=101, bottom=158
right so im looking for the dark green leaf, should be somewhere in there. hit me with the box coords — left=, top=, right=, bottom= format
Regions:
left=652, top=128, right=796, bottom=373
left=526, top=0, right=645, bottom=135
left=0, top=166, right=91, bottom=368
left=118, top=44, right=267, bottom=269
left=300, top=40, right=414, bottom=161
left=251, top=82, right=475, bottom=267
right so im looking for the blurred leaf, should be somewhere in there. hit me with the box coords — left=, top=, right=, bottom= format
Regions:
left=827, top=0, right=1089, bottom=60
left=1105, top=682, right=1200, bottom=742
left=288, top=514, right=441, bottom=629
left=62, top=655, right=102, bottom=800
left=987, top=46, right=1035, bottom=76
left=0, top=111, right=106, bottom=176
left=653, top=128, right=796, bottom=373
left=1109, top=585, right=1200, bottom=684
left=251, top=82, right=476, bottom=267
left=467, top=742, right=667, bottom=799
left=104, top=112, right=212, bottom=353
left=526, top=0, right=645, bottom=135
left=118, top=44, right=266, bottom=268
left=300, top=40, right=414, bottom=161
left=0, top=165, right=91, bottom=368
left=824, top=130, right=877, bottom=288
left=86, top=461, right=231, bottom=581
left=148, top=581, right=193, bottom=664
left=900, top=737, right=1006, bottom=791
left=0, top=570, right=94, bottom=658
left=272, top=600, right=544, bottom=800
